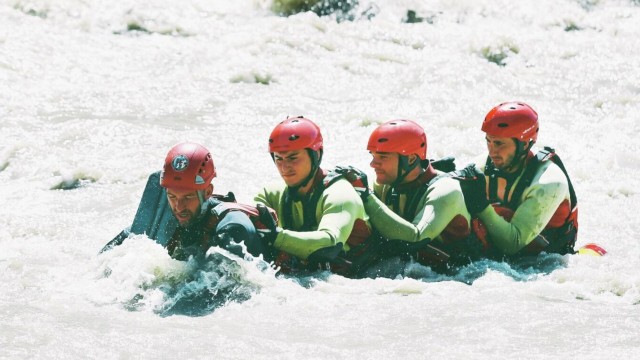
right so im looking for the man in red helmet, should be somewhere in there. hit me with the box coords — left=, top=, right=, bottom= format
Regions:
left=340, top=119, right=473, bottom=267
left=456, top=102, right=578, bottom=256
left=255, top=116, right=376, bottom=276
left=102, top=142, right=268, bottom=261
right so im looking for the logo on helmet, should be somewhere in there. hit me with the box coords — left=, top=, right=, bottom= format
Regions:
left=171, top=155, right=189, bottom=172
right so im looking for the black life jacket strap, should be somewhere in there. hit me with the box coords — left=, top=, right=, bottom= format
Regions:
left=544, top=147, right=578, bottom=209
left=384, top=188, right=401, bottom=216
left=403, top=173, right=447, bottom=221
left=403, top=156, right=454, bottom=219
left=282, top=187, right=294, bottom=229
left=383, top=168, right=443, bottom=222
left=507, top=154, right=542, bottom=209
left=282, top=168, right=345, bottom=231
left=485, top=157, right=500, bottom=203
left=507, top=146, right=577, bottom=211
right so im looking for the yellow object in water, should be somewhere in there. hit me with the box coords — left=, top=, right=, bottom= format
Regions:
left=577, top=243, right=607, bottom=256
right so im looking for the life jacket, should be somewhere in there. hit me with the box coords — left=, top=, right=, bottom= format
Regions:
left=208, top=192, right=279, bottom=236
left=274, top=168, right=375, bottom=275
left=377, top=157, right=469, bottom=268
left=477, top=146, right=578, bottom=256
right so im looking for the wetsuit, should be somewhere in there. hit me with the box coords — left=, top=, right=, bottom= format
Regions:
left=364, top=165, right=472, bottom=264
left=254, top=169, right=373, bottom=274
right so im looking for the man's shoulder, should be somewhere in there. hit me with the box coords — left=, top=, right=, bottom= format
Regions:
left=321, top=177, right=361, bottom=201
left=521, top=153, right=570, bottom=200
left=422, top=176, right=465, bottom=208
left=431, top=175, right=463, bottom=192
left=534, top=159, right=569, bottom=186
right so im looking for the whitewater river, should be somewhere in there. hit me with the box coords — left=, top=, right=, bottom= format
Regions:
left=2, top=0, right=639, bottom=358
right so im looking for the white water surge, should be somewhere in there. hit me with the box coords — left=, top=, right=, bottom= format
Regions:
left=1, top=0, right=639, bottom=358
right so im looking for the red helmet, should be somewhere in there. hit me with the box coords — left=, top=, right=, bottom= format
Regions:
left=160, top=142, right=216, bottom=191
left=367, top=119, right=427, bottom=160
left=268, top=116, right=323, bottom=153
left=481, top=102, right=539, bottom=143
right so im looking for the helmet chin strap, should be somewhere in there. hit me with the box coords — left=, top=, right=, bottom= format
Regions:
left=197, top=190, right=206, bottom=206
left=504, top=139, right=534, bottom=173
left=289, top=149, right=322, bottom=195
left=392, top=155, right=420, bottom=187
left=183, top=189, right=207, bottom=227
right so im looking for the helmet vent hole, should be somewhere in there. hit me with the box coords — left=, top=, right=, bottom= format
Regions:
left=289, top=135, right=300, bottom=141
left=378, top=138, right=388, bottom=143
left=420, top=142, right=425, bottom=148
left=497, top=123, right=509, bottom=128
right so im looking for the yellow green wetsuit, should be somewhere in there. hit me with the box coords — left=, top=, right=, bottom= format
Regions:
left=255, top=169, right=372, bottom=270
left=363, top=166, right=471, bottom=258
left=474, top=151, right=572, bottom=255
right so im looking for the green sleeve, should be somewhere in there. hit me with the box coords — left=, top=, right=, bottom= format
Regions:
left=273, top=179, right=366, bottom=260
left=254, top=183, right=284, bottom=225
left=478, top=161, right=569, bottom=255
left=365, top=177, right=469, bottom=243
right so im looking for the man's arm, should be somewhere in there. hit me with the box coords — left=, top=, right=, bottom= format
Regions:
left=254, top=184, right=283, bottom=224
left=215, top=210, right=267, bottom=259
left=365, top=177, right=469, bottom=243
left=478, top=162, right=569, bottom=255
left=273, top=180, right=364, bottom=260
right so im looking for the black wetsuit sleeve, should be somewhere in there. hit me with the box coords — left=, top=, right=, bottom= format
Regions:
left=215, top=211, right=267, bottom=259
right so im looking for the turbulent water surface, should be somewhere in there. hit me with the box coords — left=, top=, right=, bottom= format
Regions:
left=1, top=0, right=640, bottom=359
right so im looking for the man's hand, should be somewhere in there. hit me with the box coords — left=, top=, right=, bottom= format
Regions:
left=256, top=204, right=281, bottom=247
left=334, top=166, right=372, bottom=201
left=452, top=164, right=490, bottom=215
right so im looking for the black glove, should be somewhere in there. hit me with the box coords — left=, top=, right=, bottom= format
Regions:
left=452, top=164, right=490, bottom=215
left=334, top=166, right=372, bottom=201
left=256, top=204, right=281, bottom=247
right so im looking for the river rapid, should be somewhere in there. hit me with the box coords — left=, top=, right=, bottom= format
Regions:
left=1, top=0, right=640, bottom=359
